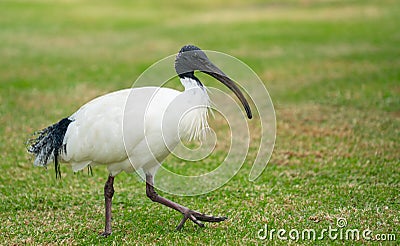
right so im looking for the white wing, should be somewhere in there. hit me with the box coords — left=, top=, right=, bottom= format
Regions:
left=62, top=87, right=181, bottom=173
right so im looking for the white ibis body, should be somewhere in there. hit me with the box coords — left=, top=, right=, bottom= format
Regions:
left=28, top=45, right=252, bottom=236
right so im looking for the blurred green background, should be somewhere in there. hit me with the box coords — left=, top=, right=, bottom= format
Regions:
left=0, top=0, right=398, bottom=244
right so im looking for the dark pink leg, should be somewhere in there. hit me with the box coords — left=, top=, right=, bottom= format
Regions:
left=145, top=174, right=227, bottom=230
left=100, top=175, right=114, bottom=236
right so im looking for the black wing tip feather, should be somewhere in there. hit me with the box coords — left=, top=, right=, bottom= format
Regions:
left=27, top=117, right=73, bottom=179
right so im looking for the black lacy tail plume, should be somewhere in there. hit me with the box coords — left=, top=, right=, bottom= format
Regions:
left=27, top=117, right=72, bottom=179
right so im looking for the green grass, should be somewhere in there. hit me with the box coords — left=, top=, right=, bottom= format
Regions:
left=0, top=0, right=399, bottom=245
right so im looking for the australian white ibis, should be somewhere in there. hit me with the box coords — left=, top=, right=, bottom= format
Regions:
left=28, top=45, right=252, bottom=236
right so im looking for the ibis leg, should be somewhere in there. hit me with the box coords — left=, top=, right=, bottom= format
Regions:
left=145, top=174, right=227, bottom=230
left=100, top=175, right=115, bottom=236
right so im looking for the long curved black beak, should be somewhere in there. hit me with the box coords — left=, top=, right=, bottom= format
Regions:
left=201, top=62, right=252, bottom=119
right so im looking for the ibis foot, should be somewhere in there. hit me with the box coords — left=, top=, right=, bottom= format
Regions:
left=176, top=209, right=227, bottom=230
left=145, top=174, right=228, bottom=230
left=99, top=231, right=111, bottom=237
